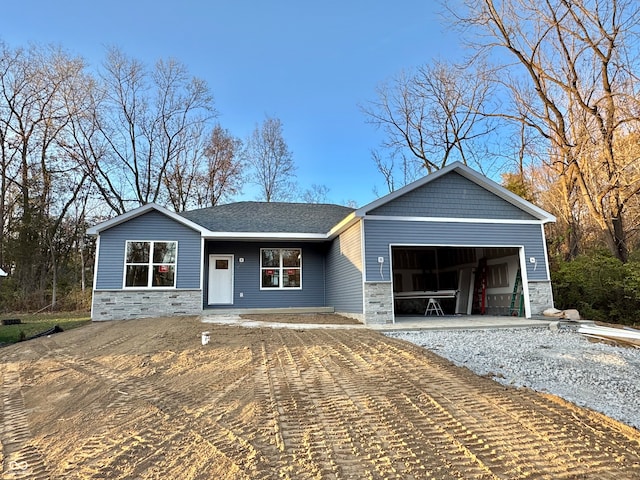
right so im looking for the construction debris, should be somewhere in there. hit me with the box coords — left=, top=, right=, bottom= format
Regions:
left=543, top=307, right=581, bottom=321
left=577, top=324, right=640, bottom=349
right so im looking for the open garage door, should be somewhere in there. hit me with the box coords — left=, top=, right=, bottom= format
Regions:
left=391, top=246, right=523, bottom=316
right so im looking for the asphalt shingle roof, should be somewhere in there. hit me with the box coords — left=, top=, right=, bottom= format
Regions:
left=179, top=202, right=354, bottom=234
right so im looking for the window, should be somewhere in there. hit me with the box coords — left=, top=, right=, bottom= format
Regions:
left=124, top=241, right=177, bottom=288
left=260, top=248, right=301, bottom=289
left=487, top=262, right=509, bottom=288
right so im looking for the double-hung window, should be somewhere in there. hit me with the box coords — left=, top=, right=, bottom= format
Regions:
left=124, top=241, right=177, bottom=288
left=260, top=248, right=301, bottom=289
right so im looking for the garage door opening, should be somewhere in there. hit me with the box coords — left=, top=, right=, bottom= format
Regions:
left=391, top=246, right=523, bottom=317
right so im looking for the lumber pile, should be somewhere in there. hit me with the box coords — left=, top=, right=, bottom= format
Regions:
left=577, top=324, right=640, bottom=348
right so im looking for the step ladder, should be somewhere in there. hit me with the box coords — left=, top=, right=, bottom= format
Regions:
left=509, top=269, right=524, bottom=316
left=424, top=298, right=444, bottom=316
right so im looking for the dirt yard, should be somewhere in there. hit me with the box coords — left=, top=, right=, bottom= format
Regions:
left=1, top=314, right=640, bottom=479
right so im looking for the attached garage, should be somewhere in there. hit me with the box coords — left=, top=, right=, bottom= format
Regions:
left=391, top=246, right=522, bottom=316
left=355, top=162, right=556, bottom=324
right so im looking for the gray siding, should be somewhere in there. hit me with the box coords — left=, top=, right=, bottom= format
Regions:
left=370, top=172, right=537, bottom=220
left=95, top=210, right=201, bottom=289
left=326, top=221, right=363, bottom=313
left=205, top=241, right=327, bottom=309
left=363, top=219, right=549, bottom=282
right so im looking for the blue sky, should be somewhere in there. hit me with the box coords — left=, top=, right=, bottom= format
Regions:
left=1, top=1, right=460, bottom=207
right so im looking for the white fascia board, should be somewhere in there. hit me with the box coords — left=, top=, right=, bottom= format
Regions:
left=326, top=212, right=359, bottom=239
left=86, top=203, right=208, bottom=236
left=364, top=215, right=548, bottom=225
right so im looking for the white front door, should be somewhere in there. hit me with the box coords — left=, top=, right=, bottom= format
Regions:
left=208, top=255, right=234, bottom=305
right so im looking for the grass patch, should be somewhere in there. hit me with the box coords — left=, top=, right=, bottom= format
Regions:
left=0, top=312, right=91, bottom=345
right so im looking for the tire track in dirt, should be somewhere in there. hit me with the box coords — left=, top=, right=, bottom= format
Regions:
left=4, top=317, right=640, bottom=479
left=252, top=334, right=350, bottom=479
left=345, top=331, right=640, bottom=479
left=1, top=363, right=51, bottom=480
left=38, top=339, right=269, bottom=479
left=279, top=329, right=497, bottom=479
left=272, top=329, right=418, bottom=478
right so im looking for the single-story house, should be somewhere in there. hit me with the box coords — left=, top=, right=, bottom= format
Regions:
left=87, top=161, right=556, bottom=324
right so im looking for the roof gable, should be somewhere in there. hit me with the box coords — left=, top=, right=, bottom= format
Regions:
left=86, top=203, right=208, bottom=236
left=357, top=162, right=555, bottom=223
left=368, top=171, right=537, bottom=220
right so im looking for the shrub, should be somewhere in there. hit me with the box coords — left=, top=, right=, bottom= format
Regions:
left=551, top=250, right=640, bottom=325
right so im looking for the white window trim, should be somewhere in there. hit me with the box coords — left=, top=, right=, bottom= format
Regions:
left=123, top=240, right=178, bottom=289
left=259, top=248, right=303, bottom=290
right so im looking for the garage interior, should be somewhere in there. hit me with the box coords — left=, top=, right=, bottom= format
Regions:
left=391, top=246, right=523, bottom=317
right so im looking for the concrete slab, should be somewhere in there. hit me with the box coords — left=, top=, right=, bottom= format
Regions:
left=372, top=315, right=553, bottom=331
left=200, top=314, right=366, bottom=330
left=201, top=313, right=552, bottom=331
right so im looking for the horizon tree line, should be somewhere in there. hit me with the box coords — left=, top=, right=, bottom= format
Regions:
left=0, top=42, right=333, bottom=310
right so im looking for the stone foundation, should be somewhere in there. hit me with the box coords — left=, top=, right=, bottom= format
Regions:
left=527, top=281, right=554, bottom=316
left=363, top=282, right=394, bottom=325
left=92, top=289, right=202, bottom=321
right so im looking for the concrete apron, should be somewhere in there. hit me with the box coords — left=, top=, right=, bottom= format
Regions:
left=200, top=314, right=553, bottom=331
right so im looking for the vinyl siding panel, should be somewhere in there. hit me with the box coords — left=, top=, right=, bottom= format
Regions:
left=363, top=219, right=549, bottom=282
left=205, top=241, right=327, bottom=309
left=326, top=221, right=363, bottom=313
left=95, top=210, right=201, bottom=289
left=370, top=172, right=537, bottom=220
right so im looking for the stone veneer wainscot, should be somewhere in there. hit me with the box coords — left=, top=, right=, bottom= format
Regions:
left=527, top=281, right=555, bottom=316
left=92, top=290, right=202, bottom=321
left=363, top=282, right=394, bottom=325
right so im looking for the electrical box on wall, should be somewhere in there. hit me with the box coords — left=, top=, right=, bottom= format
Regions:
left=378, top=256, right=384, bottom=264
left=239, top=258, right=244, bottom=263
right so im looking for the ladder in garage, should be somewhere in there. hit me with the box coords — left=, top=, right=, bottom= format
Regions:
left=509, top=269, right=524, bottom=316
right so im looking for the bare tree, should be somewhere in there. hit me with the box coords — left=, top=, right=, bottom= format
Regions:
left=0, top=42, right=20, bottom=270
left=84, top=48, right=216, bottom=214
left=161, top=122, right=207, bottom=212
left=371, top=149, right=424, bottom=194
left=162, top=123, right=244, bottom=211
left=0, top=42, right=90, bottom=306
left=448, top=0, right=640, bottom=261
left=198, top=124, right=244, bottom=207
left=244, top=116, right=297, bottom=202
left=302, top=184, right=330, bottom=203
left=363, top=60, right=496, bottom=187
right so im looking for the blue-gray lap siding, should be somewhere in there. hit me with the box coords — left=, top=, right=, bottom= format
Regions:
left=326, top=221, right=364, bottom=314
left=204, top=241, right=327, bottom=309
left=370, top=172, right=538, bottom=220
left=95, top=210, right=202, bottom=290
left=363, top=220, right=549, bottom=282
